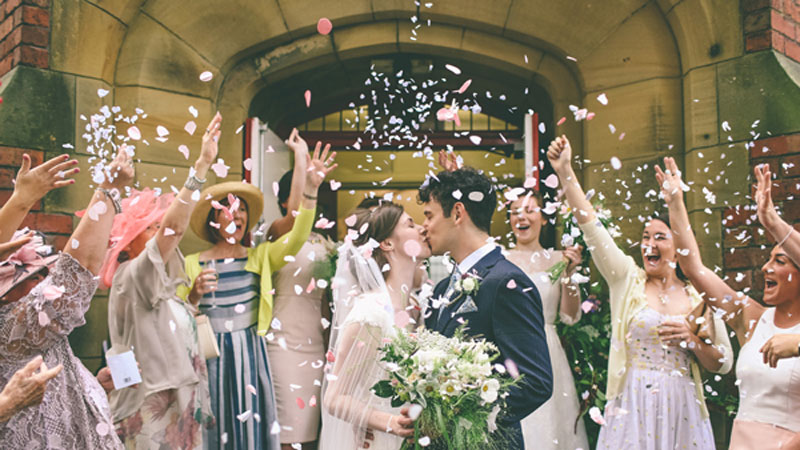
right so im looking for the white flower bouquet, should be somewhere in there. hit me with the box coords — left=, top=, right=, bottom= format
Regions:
left=372, top=327, right=518, bottom=449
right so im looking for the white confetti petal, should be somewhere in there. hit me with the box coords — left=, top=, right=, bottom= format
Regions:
left=199, top=71, right=214, bottom=82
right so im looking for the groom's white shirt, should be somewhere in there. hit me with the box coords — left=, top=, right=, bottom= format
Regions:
left=457, top=242, right=497, bottom=274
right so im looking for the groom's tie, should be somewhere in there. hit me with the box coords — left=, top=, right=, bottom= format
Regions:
left=437, top=266, right=461, bottom=324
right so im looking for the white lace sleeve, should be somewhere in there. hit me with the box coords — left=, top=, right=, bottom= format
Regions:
left=342, top=292, right=395, bottom=335
left=0, top=253, right=98, bottom=357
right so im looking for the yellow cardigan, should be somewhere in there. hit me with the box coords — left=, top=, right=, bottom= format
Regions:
left=178, top=207, right=315, bottom=335
left=579, top=219, right=733, bottom=418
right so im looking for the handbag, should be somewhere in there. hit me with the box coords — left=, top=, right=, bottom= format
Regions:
left=195, top=314, right=220, bottom=360
left=686, top=301, right=715, bottom=343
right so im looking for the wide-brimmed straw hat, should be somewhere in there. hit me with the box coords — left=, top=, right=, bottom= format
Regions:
left=190, top=181, right=264, bottom=243
left=99, top=188, right=174, bottom=288
left=0, top=229, right=58, bottom=299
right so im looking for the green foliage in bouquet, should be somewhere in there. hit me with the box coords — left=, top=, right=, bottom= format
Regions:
left=372, top=327, right=519, bottom=450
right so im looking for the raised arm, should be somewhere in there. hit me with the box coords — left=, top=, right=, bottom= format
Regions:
left=547, top=135, right=596, bottom=225
left=754, top=164, right=800, bottom=266
left=265, top=140, right=337, bottom=270
left=65, top=150, right=134, bottom=274
left=0, top=154, right=79, bottom=245
left=266, top=128, right=311, bottom=241
left=656, top=157, right=763, bottom=342
left=156, top=112, right=220, bottom=259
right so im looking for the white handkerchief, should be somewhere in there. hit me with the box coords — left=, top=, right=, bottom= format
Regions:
left=106, top=351, right=142, bottom=390
left=454, top=296, right=478, bottom=315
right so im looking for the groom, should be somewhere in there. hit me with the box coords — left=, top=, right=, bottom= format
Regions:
left=419, top=167, right=552, bottom=449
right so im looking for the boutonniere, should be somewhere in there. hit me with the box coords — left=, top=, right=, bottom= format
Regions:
left=455, top=272, right=481, bottom=296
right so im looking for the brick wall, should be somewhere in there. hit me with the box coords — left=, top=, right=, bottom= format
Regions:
left=0, top=0, right=49, bottom=78
left=721, top=133, right=800, bottom=299
left=742, top=0, right=800, bottom=62
left=0, top=146, right=74, bottom=249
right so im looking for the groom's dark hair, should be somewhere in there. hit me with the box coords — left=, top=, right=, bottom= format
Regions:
left=417, top=166, right=496, bottom=234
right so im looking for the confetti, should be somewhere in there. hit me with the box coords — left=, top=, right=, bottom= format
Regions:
left=394, top=310, right=411, bottom=328
left=38, top=311, right=50, bottom=327
left=469, top=135, right=482, bottom=145
left=156, top=125, right=169, bottom=137
left=71, top=239, right=79, bottom=249
left=597, top=93, right=608, bottom=105
left=610, top=156, right=622, bottom=170
left=309, top=395, right=318, bottom=407
left=403, top=240, right=422, bottom=258
left=42, top=285, right=66, bottom=300
left=243, top=158, right=254, bottom=171
left=127, top=126, right=141, bottom=140
left=96, top=422, right=110, bottom=436
left=270, top=421, right=281, bottom=434
left=211, top=158, right=230, bottom=178
left=543, top=173, right=559, bottom=189
left=188, top=106, right=198, bottom=118
left=419, top=436, right=431, bottom=446
left=467, top=191, right=484, bottom=202
left=163, top=227, right=176, bottom=236
left=506, top=279, right=517, bottom=290
left=556, top=117, right=566, bottom=126
left=185, top=121, right=197, bottom=135
left=457, top=79, right=472, bottom=94
left=589, top=406, right=606, bottom=425
left=237, top=410, right=252, bottom=422
left=344, top=214, right=358, bottom=227
left=304, top=90, right=312, bottom=107
left=445, top=64, right=461, bottom=75
left=330, top=180, right=342, bottom=191
left=504, top=358, right=519, bottom=379
left=199, top=71, right=213, bottom=82
left=317, top=17, right=333, bottom=35
left=178, top=145, right=190, bottom=159
left=97, top=89, right=109, bottom=98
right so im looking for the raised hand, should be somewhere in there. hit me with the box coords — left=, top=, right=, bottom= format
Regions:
left=199, top=112, right=222, bottom=169
left=13, top=154, right=79, bottom=207
left=285, top=128, right=310, bottom=160
left=99, top=147, right=135, bottom=192
left=658, top=319, right=697, bottom=348
left=438, top=150, right=459, bottom=172
left=546, top=135, right=573, bottom=176
left=754, top=164, right=778, bottom=229
left=306, top=141, right=337, bottom=190
left=654, top=157, right=684, bottom=205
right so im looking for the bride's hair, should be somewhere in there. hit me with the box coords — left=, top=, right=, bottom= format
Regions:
left=349, top=202, right=404, bottom=275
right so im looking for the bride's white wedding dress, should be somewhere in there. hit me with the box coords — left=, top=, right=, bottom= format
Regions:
left=508, top=249, right=590, bottom=450
left=320, top=242, right=405, bottom=450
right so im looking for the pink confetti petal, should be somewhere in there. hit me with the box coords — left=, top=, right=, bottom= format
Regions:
left=156, top=125, right=169, bottom=137
left=38, top=311, right=50, bottom=327
left=246, top=384, right=257, bottom=396
left=581, top=301, right=595, bottom=314
left=403, top=240, right=422, bottom=258
left=185, top=121, right=197, bottom=135
left=96, top=422, right=110, bottom=436
left=506, top=279, right=517, bottom=290
left=243, top=158, right=254, bottom=171
left=127, top=126, right=141, bottom=140
left=543, top=173, right=559, bottom=189
left=556, top=117, right=566, bottom=126
left=178, top=145, right=190, bottom=159
left=309, top=395, right=318, bottom=407
left=469, top=135, right=482, bottom=145
left=597, top=93, right=609, bottom=105
left=306, top=278, right=316, bottom=293
left=296, top=397, right=306, bottom=409
left=317, top=17, right=333, bottom=35
left=329, top=180, right=341, bottom=191
left=304, top=90, right=311, bottom=108
left=42, top=285, right=65, bottom=300
left=504, top=358, right=520, bottom=379
left=326, top=350, right=336, bottom=363
left=457, top=79, right=472, bottom=94
left=199, top=71, right=213, bottom=82
left=523, top=177, right=537, bottom=189
left=272, top=181, right=280, bottom=197
left=344, top=214, right=357, bottom=227
left=211, top=159, right=230, bottom=178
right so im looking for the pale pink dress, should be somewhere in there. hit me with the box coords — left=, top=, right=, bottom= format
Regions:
left=0, top=253, right=122, bottom=448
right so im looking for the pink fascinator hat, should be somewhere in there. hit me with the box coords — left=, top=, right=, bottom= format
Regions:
left=99, top=188, right=174, bottom=288
left=0, top=229, right=58, bottom=298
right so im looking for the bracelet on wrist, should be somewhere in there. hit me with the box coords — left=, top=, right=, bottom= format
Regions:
left=96, top=188, right=122, bottom=214
left=184, top=173, right=207, bottom=192
left=303, top=192, right=318, bottom=200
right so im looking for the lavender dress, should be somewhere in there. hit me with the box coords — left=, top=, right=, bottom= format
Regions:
left=0, top=253, right=122, bottom=448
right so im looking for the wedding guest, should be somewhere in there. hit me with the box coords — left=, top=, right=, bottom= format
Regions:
left=181, top=130, right=335, bottom=450
left=504, top=189, right=589, bottom=450
left=104, top=113, right=221, bottom=448
left=267, top=135, right=335, bottom=450
left=547, top=137, right=733, bottom=450
left=659, top=158, right=800, bottom=450
left=0, top=150, right=133, bottom=448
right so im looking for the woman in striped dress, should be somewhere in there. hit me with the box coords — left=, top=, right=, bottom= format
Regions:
left=180, top=132, right=335, bottom=449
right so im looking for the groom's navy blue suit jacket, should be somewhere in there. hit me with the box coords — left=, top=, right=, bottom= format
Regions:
left=425, top=247, right=553, bottom=449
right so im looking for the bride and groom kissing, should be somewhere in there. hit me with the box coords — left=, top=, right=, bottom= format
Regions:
left=320, top=166, right=553, bottom=449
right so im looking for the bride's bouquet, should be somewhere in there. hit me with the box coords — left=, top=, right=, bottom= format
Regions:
left=372, top=327, right=517, bottom=449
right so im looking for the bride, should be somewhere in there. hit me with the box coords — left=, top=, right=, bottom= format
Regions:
left=320, top=202, right=432, bottom=449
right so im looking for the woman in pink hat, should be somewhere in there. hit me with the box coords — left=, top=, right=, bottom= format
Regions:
left=0, top=149, right=133, bottom=448
left=104, top=113, right=222, bottom=449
